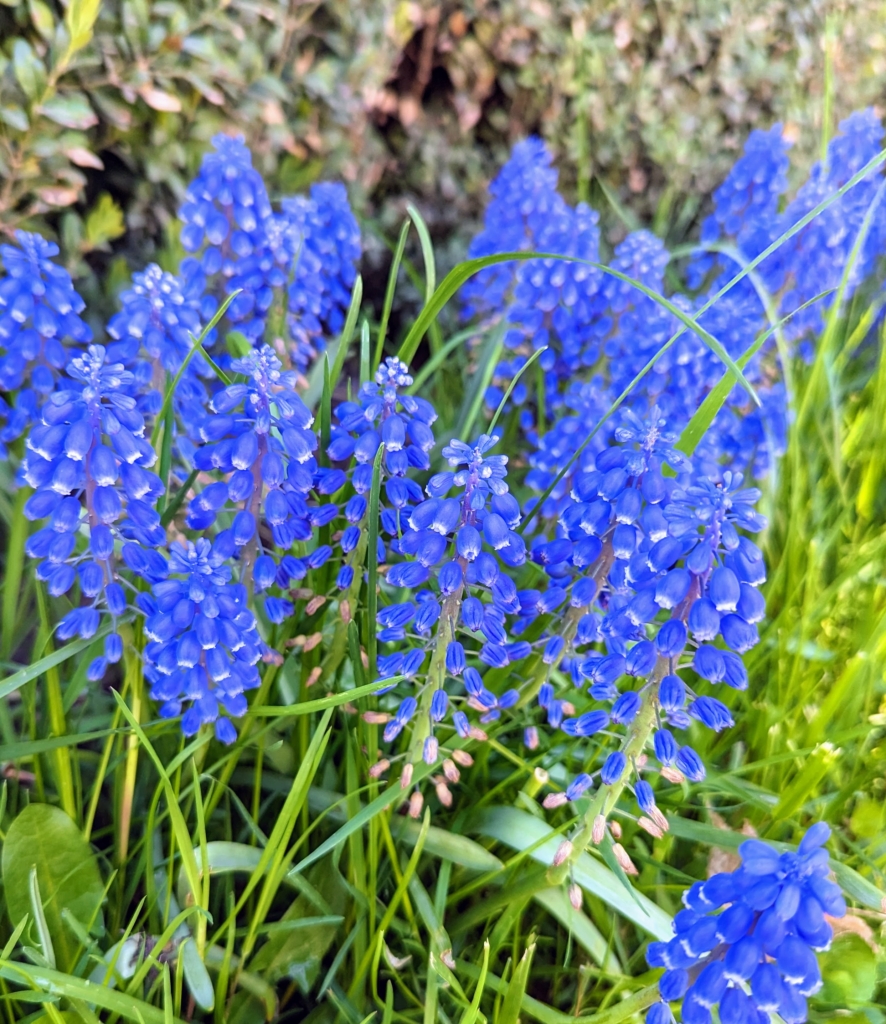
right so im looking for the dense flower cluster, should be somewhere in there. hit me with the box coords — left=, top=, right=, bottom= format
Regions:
left=646, top=823, right=846, bottom=1024
left=0, top=134, right=360, bottom=741
left=179, top=134, right=360, bottom=374
left=21, top=344, right=164, bottom=677
left=327, top=357, right=437, bottom=591
left=524, top=413, right=767, bottom=820
left=186, top=344, right=335, bottom=621
left=465, top=111, right=886, bottom=481
left=369, top=427, right=529, bottom=796
left=0, top=232, right=92, bottom=448
left=125, top=538, right=263, bottom=741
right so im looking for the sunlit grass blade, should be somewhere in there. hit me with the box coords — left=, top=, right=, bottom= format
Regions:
left=676, top=288, right=834, bottom=457
left=150, top=291, right=238, bottom=450
left=374, top=220, right=410, bottom=372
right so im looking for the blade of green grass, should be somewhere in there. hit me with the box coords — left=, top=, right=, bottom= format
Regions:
left=0, top=961, right=186, bottom=1024
left=0, top=631, right=113, bottom=701
left=374, top=220, right=410, bottom=372
left=150, top=292, right=237, bottom=450
left=111, top=690, right=203, bottom=917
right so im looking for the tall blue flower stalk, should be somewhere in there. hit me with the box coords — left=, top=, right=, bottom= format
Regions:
left=369, top=428, right=528, bottom=801
left=646, top=823, right=846, bottom=1024
left=124, top=537, right=263, bottom=742
left=21, top=344, right=164, bottom=678
left=178, top=133, right=360, bottom=377
left=0, top=232, right=92, bottom=449
left=186, top=344, right=335, bottom=622
left=518, top=412, right=767, bottom=865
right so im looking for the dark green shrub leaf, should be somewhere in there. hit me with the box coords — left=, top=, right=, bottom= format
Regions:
left=12, top=39, right=45, bottom=101
left=1, top=804, right=104, bottom=973
left=0, top=105, right=29, bottom=131
left=39, top=93, right=98, bottom=130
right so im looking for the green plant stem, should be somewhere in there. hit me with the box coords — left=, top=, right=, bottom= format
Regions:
left=35, top=585, right=77, bottom=822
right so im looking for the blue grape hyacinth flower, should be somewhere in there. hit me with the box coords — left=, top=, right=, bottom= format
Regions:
left=126, top=537, right=264, bottom=742
left=0, top=231, right=93, bottom=395
left=372, top=430, right=528, bottom=790
left=327, top=357, right=436, bottom=590
left=520, top=411, right=766, bottom=826
left=22, top=344, right=164, bottom=677
left=186, top=344, right=334, bottom=620
left=646, top=822, right=846, bottom=1024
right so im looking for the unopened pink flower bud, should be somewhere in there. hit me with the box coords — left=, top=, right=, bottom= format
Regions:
left=569, top=883, right=582, bottom=910
left=543, top=793, right=568, bottom=809
left=400, top=763, right=414, bottom=789
left=592, top=814, right=606, bottom=845
left=638, top=816, right=664, bottom=839
left=553, top=840, right=573, bottom=867
left=369, top=758, right=390, bottom=778
left=408, top=791, right=424, bottom=818
left=613, top=842, right=638, bottom=875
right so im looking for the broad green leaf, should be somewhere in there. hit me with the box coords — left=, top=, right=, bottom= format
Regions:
left=28, top=0, right=55, bottom=39
left=64, top=0, right=101, bottom=57
left=39, top=94, right=97, bottom=130
left=249, top=867, right=347, bottom=989
left=2, top=805, right=104, bottom=972
left=13, top=39, right=45, bottom=101
left=0, top=105, right=29, bottom=131
left=470, top=806, right=672, bottom=939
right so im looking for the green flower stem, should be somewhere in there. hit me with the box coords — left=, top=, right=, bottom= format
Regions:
left=519, top=537, right=615, bottom=709
left=406, top=580, right=465, bottom=772
left=548, top=656, right=668, bottom=886
left=320, top=515, right=370, bottom=682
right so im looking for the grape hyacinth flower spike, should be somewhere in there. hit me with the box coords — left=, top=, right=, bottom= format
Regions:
left=186, top=344, right=335, bottom=622
left=178, top=133, right=273, bottom=340
left=0, top=231, right=92, bottom=444
left=327, top=356, right=436, bottom=594
left=646, top=823, right=846, bottom=1024
left=125, top=538, right=263, bottom=742
left=526, top=412, right=766, bottom=868
left=22, top=344, right=165, bottom=679
left=371, top=429, right=528, bottom=806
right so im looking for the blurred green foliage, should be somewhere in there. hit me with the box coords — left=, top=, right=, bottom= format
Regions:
left=3, top=0, right=886, bottom=284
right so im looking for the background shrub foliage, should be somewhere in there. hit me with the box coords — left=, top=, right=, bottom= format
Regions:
left=3, top=0, right=886, bottom=277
